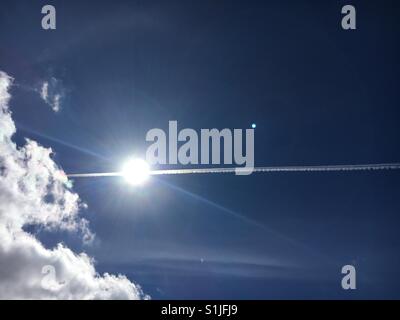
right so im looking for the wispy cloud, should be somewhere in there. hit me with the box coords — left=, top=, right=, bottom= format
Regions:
left=39, top=77, right=64, bottom=112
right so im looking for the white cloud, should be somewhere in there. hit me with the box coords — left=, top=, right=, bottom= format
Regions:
left=39, top=78, right=63, bottom=112
left=0, top=71, right=147, bottom=299
left=40, top=81, right=49, bottom=101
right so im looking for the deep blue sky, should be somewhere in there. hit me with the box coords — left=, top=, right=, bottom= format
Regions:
left=1, top=0, right=400, bottom=299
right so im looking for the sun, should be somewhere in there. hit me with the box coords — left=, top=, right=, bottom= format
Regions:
left=121, top=158, right=150, bottom=185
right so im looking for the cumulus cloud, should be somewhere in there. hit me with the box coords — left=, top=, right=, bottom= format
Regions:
left=0, top=71, right=147, bottom=299
left=39, top=77, right=64, bottom=112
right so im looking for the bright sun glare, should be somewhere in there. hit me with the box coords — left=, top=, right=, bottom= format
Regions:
left=121, top=158, right=150, bottom=185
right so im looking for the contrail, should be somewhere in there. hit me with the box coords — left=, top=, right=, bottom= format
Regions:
left=67, top=163, right=400, bottom=178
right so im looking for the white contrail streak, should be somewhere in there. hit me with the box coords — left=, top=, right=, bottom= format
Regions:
left=66, top=163, right=400, bottom=178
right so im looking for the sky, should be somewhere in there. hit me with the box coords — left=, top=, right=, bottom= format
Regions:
left=0, top=0, right=400, bottom=299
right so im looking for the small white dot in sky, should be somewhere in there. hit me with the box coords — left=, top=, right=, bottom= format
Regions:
left=251, top=123, right=256, bottom=129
